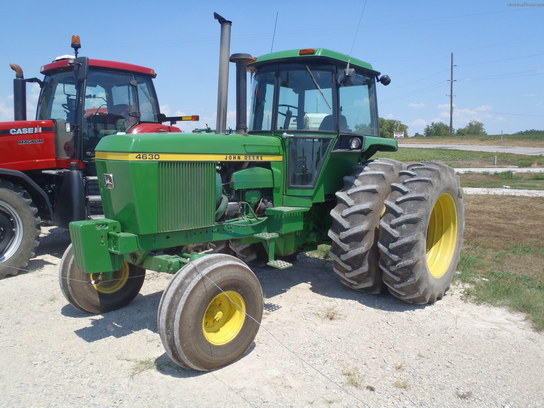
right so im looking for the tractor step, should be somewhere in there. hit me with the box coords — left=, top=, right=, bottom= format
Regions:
left=86, top=195, right=101, bottom=202
left=253, top=232, right=279, bottom=240
left=266, top=259, right=293, bottom=270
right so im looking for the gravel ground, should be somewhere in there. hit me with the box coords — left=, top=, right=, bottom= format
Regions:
left=0, top=227, right=543, bottom=408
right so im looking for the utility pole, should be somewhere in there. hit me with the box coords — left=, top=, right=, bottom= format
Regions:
left=448, top=52, right=455, bottom=137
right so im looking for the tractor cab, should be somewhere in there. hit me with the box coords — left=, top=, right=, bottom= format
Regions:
left=36, top=57, right=162, bottom=163
left=247, top=48, right=395, bottom=198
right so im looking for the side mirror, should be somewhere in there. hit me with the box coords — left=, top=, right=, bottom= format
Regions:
left=379, top=75, right=391, bottom=86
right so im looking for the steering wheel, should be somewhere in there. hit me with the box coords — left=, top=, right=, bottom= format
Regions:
left=277, top=104, right=298, bottom=117
left=277, top=104, right=299, bottom=129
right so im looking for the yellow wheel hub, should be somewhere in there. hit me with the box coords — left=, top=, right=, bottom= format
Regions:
left=90, top=263, right=129, bottom=294
left=203, top=291, right=246, bottom=346
left=426, top=193, right=458, bottom=279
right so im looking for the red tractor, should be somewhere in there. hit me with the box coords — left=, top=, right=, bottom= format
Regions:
left=0, top=36, right=197, bottom=278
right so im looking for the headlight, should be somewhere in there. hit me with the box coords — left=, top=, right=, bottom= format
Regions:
left=349, top=137, right=362, bottom=150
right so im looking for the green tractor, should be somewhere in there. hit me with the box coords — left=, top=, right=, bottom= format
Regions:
left=60, top=14, right=464, bottom=371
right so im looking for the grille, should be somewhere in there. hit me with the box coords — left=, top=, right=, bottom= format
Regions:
left=157, top=161, right=216, bottom=232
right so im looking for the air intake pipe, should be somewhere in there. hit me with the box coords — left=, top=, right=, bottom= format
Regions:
left=214, top=12, right=231, bottom=134
left=10, top=64, right=26, bottom=121
left=230, top=53, right=253, bottom=135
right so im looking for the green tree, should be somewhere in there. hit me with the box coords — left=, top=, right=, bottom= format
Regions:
left=456, top=121, right=487, bottom=136
left=379, top=118, right=408, bottom=138
left=424, top=121, right=450, bottom=137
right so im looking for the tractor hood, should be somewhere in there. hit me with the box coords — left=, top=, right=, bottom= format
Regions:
left=93, top=132, right=283, bottom=236
left=95, top=132, right=283, bottom=159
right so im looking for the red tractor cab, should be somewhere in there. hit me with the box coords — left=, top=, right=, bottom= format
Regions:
left=0, top=36, right=197, bottom=278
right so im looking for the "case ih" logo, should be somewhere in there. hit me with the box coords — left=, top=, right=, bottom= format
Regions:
left=10, top=127, right=42, bottom=135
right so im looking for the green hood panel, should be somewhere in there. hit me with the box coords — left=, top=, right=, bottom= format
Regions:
left=95, top=132, right=283, bottom=156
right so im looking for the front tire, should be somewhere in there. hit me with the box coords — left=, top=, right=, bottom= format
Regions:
left=0, top=180, right=40, bottom=279
left=378, top=162, right=464, bottom=304
left=59, top=244, right=146, bottom=313
left=157, top=254, right=263, bottom=371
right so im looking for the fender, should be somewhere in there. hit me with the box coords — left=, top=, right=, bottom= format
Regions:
left=0, top=168, right=53, bottom=222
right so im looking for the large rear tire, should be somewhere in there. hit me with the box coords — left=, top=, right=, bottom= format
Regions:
left=157, top=254, right=263, bottom=371
left=59, top=244, right=146, bottom=313
left=0, top=180, right=40, bottom=279
left=379, top=162, right=464, bottom=304
left=328, top=159, right=406, bottom=293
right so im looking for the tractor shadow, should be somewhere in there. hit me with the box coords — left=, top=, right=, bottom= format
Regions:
left=151, top=343, right=258, bottom=379
left=60, top=252, right=424, bottom=347
left=254, top=253, right=427, bottom=314
left=35, top=226, right=71, bottom=258
left=61, top=290, right=163, bottom=342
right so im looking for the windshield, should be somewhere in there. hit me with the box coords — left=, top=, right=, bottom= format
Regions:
left=37, top=69, right=160, bottom=158
left=338, top=70, right=379, bottom=137
left=249, top=63, right=378, bottom=137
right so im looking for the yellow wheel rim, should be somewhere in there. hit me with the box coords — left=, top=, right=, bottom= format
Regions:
left=202, top=291, right=246, bottom=346
left=90, top=263, right=129, bottom=294
left=426, top=193, right=458, bottom=279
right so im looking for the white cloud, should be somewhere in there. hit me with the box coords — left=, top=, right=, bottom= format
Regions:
left=0, top=83, right=41, bottom=121
left=437, top=104, right=496, bottom=129
left=409, top=118, right=427, bottom=127
left=0, top=96, right=12, bottom=121
left=160, top=104, right=172, bottom=116
left=408, top=102, right=426, bottom=108
left=522, top=93, right=536, bottom=98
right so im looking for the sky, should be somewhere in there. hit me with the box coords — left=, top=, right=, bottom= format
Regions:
left=0, top=0, right=542, bottom=136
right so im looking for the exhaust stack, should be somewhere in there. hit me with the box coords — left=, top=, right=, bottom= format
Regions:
left=230, top=53, right=253, bottom=135
left=10, top=64, right=26, bottom=121
left=214, top=12, right=232, bottom=134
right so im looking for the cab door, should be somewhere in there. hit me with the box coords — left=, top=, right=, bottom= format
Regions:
left=275, top=65, right=336, bottom=199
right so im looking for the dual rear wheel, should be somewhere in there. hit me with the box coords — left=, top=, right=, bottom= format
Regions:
left=329, top=160, right=464, bottom=304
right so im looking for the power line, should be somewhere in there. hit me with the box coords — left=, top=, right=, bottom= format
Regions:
left=447, top=53, right=456, bottom=137
left=349, top=0, right=368, bottom=56
left=488, top=111, right=544, bottom=118
left=458, top=52, right=544, bottom=67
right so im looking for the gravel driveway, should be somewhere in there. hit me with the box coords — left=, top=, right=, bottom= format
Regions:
left=0, top=227, right=542, bottom=408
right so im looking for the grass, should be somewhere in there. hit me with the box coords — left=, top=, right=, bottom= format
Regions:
left=322, top=306, right=341, bottom=321
left=399, top=131, right=544, bottom=147
left=129, top=358, right=156, bottom=377
left=460, top=172, right=544, bottom=190
left=393, top=379, right=409, bottom=389
left=456, top=195, right=544, bottom=331
left=342, top=367, right=364, bottom=388
left=123, top=356, right=182, bottom=377
left=306, top=244, right=332, bottom=260
left=375, top=148, right=544, bottom=168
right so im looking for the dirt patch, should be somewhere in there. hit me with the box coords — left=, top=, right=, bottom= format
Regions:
left=464, top=195, right=544, bottom=245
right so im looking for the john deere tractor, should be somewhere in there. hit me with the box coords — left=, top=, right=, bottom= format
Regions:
left=60, top=14, right=464, bottom=371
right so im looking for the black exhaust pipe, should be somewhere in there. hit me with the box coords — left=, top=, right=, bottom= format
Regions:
left=230, top=53, right=253, bottom=135
left=10, top=64, right=26, bottom=121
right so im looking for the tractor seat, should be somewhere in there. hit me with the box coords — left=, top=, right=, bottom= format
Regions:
left=319, top=115, right=350, bottom=132
left=110, top=104, right=130, bottom=118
